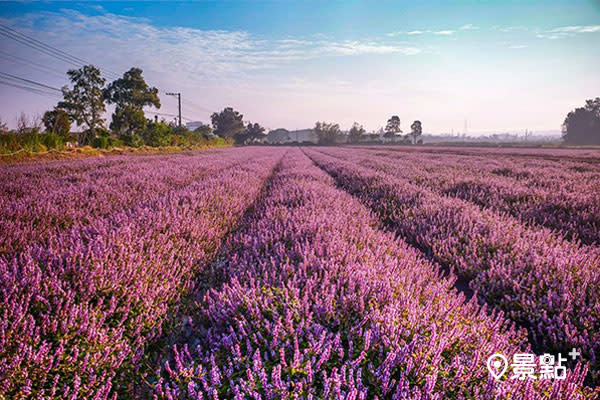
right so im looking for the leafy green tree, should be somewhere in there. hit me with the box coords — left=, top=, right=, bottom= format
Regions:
left=409, top=120, right=422, bottom=144
left=235, top=122, right=266, bottom=144
left=348, top=122, right=365, bottom=144
left=314, top=121, right=341, bottom=145
left=59, top=65, right=106, bottom=145
left=143, top=120, right=173, bottom=147
left=384, top=115, right=402, bottom=139
left=42, top=108, right=71, bottom=137
left=111, top=105, right=147, bottom=146
left=211, top=107, right=244, bottom=140
left=104, top=68, right=160, bottom=144
left=562, top=98, right=600, bottom=145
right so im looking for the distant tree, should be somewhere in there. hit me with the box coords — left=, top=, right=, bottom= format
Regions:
left=348, top=122, right=365, bottom=144
left=15, top=112, right=41, bottom=135
left=562, top=98, right=600, bottom=145
left=59, top=65, right=106, bottom=145
left=104, top=67, right=160, bottom=145
left=194, top=124, right=213, bottom=139
left=0, top=116, right=8, bottom=134
left=235, top=122, right=266, bottom=144
left=43, top=108, right=71, bottom=137
left=384, top=115, right=402, bottom=139
left=314, top=121, right=341, bottom=145
left=409, top=120, right=422, bottom=144
left=211, top=107, right=244, bottom=140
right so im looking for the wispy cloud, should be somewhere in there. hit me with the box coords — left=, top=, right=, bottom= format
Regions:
left=550, top=25, right=600, bottom=33
left=536, top=25, right=600, bottom=39
left=432, top=30, right=455, bottom=35
left=1, top=9, right=422, bottom=83
left=459, top=24, right=478, bottom=30
left=387, top=28, right=457, bottom=36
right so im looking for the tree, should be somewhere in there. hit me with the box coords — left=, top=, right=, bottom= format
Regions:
left=194, top=124, right=213, bottom=139
left=384, top=115, right=402, bottom=139
left=348, top=122, right=365, bottom=144
left=314, top=121, right=341, bottom=145
left=104, top=67, right=160, bottom=144
left=562, top=98, right=600, bottom=145
left=15, top=112, right=41, bottom=135
left=42, top=108, right=71, bottom=137
left=409, top=120, right=422, bottom=144
left=211, top=107, right=244, bottom=140
left=235, top=122, right=266, bottom=144
left=0, top=116, right=8, bottom=134
left=59, top=65, right=106, bottom=145
left=143, top=120, right=172, bottom=147
left=110, top=105, right=147, bottom=146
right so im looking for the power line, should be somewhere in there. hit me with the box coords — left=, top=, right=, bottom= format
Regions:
left=0, top=79, right=62, bottom=99
left=0, top=23, right=120, bottom=79
left=149, top=111, right=193, bottom=122
left=0, top=71, right=62, bottom=92
left=0, top=49, right=67, bottom=78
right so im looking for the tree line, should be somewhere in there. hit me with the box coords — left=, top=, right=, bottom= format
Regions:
left=312, top=116, right=422, bottom=145
left=0, top=65, right=269, bottom=153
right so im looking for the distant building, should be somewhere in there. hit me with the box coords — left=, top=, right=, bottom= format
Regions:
left=186, top=121, right=206, bottom=131
left=266, top=128, right=318, bottom=144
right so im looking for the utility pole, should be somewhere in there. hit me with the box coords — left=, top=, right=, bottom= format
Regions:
left=166, top=92, right=182, bottom=127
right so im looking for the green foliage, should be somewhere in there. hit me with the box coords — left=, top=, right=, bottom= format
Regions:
left=39, top=132, right=65, bottom=150
left=104, top=68, right=160, bottom=144
left=194, top=124, right=213, bottom=139
left=314, top=121, right=341, bottom=145
left=384, top=115, right=402, bottom=138
left=234, top=122, right=266, bottom=144
left=59, top=65, right=106, bottom=145
left=348, top=122, right=365, bottom=144
left=211, top=107, right=245, bottom=140
left=111, top=105, right=147, bottom=146
left=0, top=131, right=65, bottom=153
left=409, top=120, right=422, bottom=145
left=143, top=121, right=172, bottom=147
left=42, top=108, right=71, bottom=137
left=104, top=68, right=160, bottom=109
left=563, top=98, right=600, bottom=145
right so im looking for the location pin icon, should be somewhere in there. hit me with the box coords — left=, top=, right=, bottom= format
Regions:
left=487, top=354, right=508, bottom=380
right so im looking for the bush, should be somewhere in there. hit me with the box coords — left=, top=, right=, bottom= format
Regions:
left=92, top=136, right=124, bottom=149
left=39, top=133, right=65, bottom=150
left=143, top=121, right=173, bottom=147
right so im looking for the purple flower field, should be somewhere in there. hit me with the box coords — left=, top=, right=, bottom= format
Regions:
left=1, top=147, right=599, bottom=399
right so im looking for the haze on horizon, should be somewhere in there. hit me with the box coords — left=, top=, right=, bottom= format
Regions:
left=0, top=0, right=599, bottom=135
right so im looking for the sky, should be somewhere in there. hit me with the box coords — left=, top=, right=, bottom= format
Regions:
left=0, top=1, right=599, bottom=134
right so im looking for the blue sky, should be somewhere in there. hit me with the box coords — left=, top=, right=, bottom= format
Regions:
left=0, top=1, right=599, bottom=134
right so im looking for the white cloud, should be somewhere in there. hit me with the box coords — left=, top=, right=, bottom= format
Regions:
left=407, top=30, right=424, bottom=35
left=508, top=44, right=528, bottom=49
left=459, top=24, right=478, bottom=30
left=536, top=25, right=600, bottom=39
left=550, top=25, right=600, bottom=33
left=321, top=41, right=421, bottom=56
left=432, top=30, right=455, bottom=35
left=2, top=9, right=421, bottom=79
